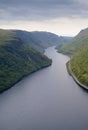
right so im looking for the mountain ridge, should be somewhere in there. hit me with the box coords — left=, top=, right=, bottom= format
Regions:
left=13, top=30, right=72, bottom=52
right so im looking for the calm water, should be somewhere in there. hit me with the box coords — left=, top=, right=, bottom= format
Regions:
left=0, top=46, right=88, bottom=130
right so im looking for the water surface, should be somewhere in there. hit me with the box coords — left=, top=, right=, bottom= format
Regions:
left=0, top=46, right=88, bottom=130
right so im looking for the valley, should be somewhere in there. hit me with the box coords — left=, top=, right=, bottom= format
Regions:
left=0, top=29, right=71, bottom=92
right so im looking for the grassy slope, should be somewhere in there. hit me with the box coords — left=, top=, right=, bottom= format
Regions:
left=57, top=28, right=88, bottom=87
left=0, top=29, right=15, bottom=45
left=0, top=29, right=52, bottom=92
left=57, top=28, right=88, bottom=56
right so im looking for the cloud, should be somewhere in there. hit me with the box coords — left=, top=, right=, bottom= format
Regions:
left=0, top=0, right=88, bottom=36
left=0, top=0, right=88, bottom=21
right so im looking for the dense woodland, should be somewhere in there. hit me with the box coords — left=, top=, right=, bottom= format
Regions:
left=57, top=28, right=88, bottom=87
left=0, top=30, right=52, bottom=92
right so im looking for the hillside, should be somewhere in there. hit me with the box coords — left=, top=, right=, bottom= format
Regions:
left=70, top=44, right=88, bottom=87
left=31, top=31, right=70, bottom=48
left=14, top=30, right=71, bottom=52
left=14, top=30, right=44, bottom=52
left=0, top=29, right=52, bottom=92
left=0, top=29, right=73, bottom=92
left=57, top=28, right=88, bottom=56
left=57, top=28, right=88, bottom=88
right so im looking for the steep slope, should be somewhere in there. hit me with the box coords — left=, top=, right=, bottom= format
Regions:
left=57, top=28, right=88, bottom=88
left=70, top=44, right=88, bottom=87
left=14, top=30, right=44, bottom=52
left=57, top=28, right=88, bottom=56
left=0, top=29, right=73, bottom=92
left=31, top=31, right=69, bottom=47
left=0, top=29, right=52, bottom=92
left=14, top=30, right=72, bottom=52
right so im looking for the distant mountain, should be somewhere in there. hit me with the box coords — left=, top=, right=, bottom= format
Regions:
left=14, top=30, right=72, bottom=52
left=0, top=29, right=52, bottom=92
left=31, top=31, right=70, bottom=48
left=57, top=28, right=88, bottom=88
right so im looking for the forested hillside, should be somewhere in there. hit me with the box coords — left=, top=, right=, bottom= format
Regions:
left=14, top=30, right=71, bottom=52
left=31, top=31, right=70, bottom=48
left=57, top=28, right=88, bottom=88
left=0, top=29, right=52, bottom=92
left=70, top=44, right=88, bottom=87
left=0, top=29, right=73, bottom=92
left=57, top=28, right=88, bottom=56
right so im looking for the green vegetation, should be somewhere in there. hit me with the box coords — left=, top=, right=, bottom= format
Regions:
left=31, top=31, right=71, bottom=49
left=14, top=30, right=72, bottom=52
left=0, top=29, right=15, bottom=45
left=57, top=28, right=88, bottom=56
left=57, top=28, right=88, bottom=88
left=0, top=29, right=73, bottom=92
left=70, top=45, right=88, bottom=87
left=0, top=29, right=52, bottom=93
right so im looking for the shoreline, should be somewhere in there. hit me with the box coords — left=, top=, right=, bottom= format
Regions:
left=66, top=61, right=88, bottom=90
left=0, top=63, right=52, bottom=94
left=54, top=49, right=88, bottom=91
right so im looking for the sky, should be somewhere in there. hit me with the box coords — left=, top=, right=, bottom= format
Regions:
left=0, top=0, right=88, bottom=36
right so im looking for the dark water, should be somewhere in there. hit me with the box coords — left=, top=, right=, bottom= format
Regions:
left=0, top=46, right=88, bottom=130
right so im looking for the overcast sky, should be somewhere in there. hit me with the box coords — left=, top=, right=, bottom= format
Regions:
left=0, top=0, right=88, bottom=36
